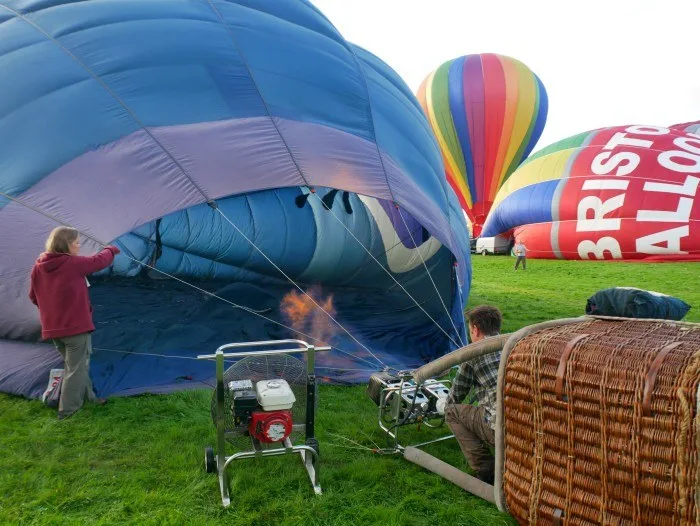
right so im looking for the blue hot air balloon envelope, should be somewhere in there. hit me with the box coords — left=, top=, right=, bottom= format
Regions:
left=0, top=0, right=471, bottom=399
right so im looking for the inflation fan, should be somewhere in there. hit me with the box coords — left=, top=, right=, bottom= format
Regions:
left=197, top=340, right=330, bottom=507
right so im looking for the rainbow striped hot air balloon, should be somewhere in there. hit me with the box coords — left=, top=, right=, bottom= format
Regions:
left=417, top=54, right=548, bottom=237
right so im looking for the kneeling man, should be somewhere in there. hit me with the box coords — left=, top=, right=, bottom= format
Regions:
left=445, top=305, right=503, bottom=485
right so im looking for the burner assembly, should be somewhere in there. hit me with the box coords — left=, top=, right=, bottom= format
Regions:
left=367, top=369, right=453, bottom=451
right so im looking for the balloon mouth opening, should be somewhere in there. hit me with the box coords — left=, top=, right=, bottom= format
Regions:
left=83, top=274, right=457, bottom=394
left=104, top=186, right=439, bottom=283
left=77, top=184, right=461, bottom=392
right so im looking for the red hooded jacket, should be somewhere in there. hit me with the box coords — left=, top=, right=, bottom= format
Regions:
left=29, top=246, right=120, bottom=340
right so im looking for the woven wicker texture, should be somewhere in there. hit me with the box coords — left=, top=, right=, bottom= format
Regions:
left=502, top=319, right=700, bottom=525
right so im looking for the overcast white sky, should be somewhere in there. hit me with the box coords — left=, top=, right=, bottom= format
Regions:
left=312, top=0, right=700, bottom=151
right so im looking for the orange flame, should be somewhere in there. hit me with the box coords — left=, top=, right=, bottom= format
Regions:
left=280, top=286, right=338, bottom=346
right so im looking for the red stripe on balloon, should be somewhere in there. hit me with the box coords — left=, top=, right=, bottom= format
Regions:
left=481, top=54, right=507, bottom=208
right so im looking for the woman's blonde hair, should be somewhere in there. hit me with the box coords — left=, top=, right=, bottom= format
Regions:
left=45, top=227, right=79, bottom=254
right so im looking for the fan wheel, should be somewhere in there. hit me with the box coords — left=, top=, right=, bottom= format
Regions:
left=204, top=446, right=216, bottom=473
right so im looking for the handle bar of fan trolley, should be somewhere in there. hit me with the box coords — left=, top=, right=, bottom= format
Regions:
left=196, top=339, right=332, bottom=360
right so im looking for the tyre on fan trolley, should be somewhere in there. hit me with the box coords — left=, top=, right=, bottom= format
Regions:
left=198, top=339, right=330, bottom=507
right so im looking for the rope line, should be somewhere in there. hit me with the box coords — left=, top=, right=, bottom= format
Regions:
left=396, top=206, right=464, bottom=346
left=199, top=1, right=462, bottom=352
left=214, top=207, right=385, bottom=367
left=306, top=192, right=460, bottom=348
left=0, top=190, right=382, bottom=370
left=93, top=342, right=381, bottom=371
left=454, top=262, right=467, bottom=316
left=95, top=346, right=380, bottom=374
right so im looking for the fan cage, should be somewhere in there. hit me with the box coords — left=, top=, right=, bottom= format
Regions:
left=211, top=354, right=309, bottom=451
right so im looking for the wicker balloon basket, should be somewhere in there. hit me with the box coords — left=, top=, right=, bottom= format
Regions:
left=496, top=317, right=699, bottom=525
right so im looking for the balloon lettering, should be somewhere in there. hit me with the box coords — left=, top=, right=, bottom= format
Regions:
left=603, top=132, right=654, bottom=151
left=483, top=122, right=700, bottom=260
left=576, top=179, right=629, bottom=232
left=591, top=151, right=640, bottom=176
left=624, top=125, right=669, bottom=135
left=580, top=128, right=695, bottom=258
left=577, top=237, right=622, bottom=259
left=636, top=226, right=690, bottom=254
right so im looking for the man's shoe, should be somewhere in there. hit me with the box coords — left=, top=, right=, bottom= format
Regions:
left=57, top=411, right=75, bottom=420
left=476, top=469, right=495, bottom=486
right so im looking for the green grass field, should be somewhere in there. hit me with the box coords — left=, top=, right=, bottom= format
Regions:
left=1, top=258, right=697, bottom=525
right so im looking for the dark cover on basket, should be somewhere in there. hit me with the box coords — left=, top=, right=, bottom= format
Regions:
left=585, top=287, right=691, bottom=320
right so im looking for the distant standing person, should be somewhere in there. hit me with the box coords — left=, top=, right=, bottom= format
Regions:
left=29, top=227, right=120, bottom=420
left=514, top=239, right=527, bottom=270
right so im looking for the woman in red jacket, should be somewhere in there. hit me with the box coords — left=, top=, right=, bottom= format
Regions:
left=29, top=227, right=120, bottom=420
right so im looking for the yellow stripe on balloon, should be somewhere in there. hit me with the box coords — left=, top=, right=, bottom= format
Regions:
left=491, top=148, right=576, bottom=209
left=424, top=72, right=473, bottom=207
left=491, top=57, right=519, bottom=200
left=496, top=60, right=538, bottom=197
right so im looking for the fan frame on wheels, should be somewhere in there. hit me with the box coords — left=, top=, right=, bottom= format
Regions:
left=197, top=339, right=330, bottom=507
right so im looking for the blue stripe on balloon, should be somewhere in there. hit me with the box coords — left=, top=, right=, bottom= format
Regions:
left=447, top=58, right=476, bottom=202
left=481, top=179, right=557, bottom=237
left=523, top=75, right=548, bottom=157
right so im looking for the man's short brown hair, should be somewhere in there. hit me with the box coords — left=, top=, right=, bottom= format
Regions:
left=466, top=305, right=502, bottom=336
